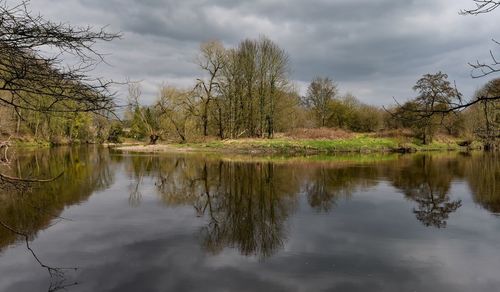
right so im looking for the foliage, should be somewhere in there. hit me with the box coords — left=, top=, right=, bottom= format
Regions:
left=394, top=72, right=462, bottom=144
left=469, top=78, right=500, bottom=149
left=107, top=121, right=124, bottom=143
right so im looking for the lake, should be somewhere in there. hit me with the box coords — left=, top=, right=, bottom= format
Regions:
left=0, top=147, right=499, bottom=292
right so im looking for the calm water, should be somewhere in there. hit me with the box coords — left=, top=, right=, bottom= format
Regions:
left=0, top=147, right=499, bottom=292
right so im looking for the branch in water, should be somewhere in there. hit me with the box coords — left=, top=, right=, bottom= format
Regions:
left=0, top=219, right=78, bottom=278
left=0, top=171, right=64, bottom=183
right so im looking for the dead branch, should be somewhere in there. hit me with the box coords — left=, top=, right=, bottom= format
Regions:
left=460, top=0, right=500, bottom=15
left=0, top=0, right=121, bottom=115
left=0, top=171, right=63, bottom=183
left=0, top=220, right=78, bottom=282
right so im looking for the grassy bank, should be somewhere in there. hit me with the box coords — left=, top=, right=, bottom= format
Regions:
left=11, top=140, right=52, bottom=148
left=114, top=135, right=475, bottom=154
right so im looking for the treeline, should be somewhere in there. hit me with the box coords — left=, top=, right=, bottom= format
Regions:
left=123, top=36, right=498, bottom=147
left=0, top=47, right=120, bottom=144
left=124, top=37, right=389, bottom=144
left=0, top=101, right=120, bottom=144
left=390, top=73, right=499, bottom=147
left=0, top=48, right=120, bottom=144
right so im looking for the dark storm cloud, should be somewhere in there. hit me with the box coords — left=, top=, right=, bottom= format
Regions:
left=27, top=0, right=500, bottom=104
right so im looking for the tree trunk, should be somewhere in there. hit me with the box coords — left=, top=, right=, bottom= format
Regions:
left=202, top=99, right=210, bottom=136
left=149, top=134, right=159, bottom=145
left=218, top=108, right=224, bottom=139
left=16, top=112, right=21, bottom=135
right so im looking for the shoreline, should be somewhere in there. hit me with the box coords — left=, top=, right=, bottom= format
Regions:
left=112, top=137, right=474, bottom=155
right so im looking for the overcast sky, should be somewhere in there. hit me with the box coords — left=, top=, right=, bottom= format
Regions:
left=28, top=0, right=499, bottom=105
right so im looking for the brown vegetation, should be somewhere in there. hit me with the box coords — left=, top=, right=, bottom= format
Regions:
left=284, top=127, right=355, bottom=140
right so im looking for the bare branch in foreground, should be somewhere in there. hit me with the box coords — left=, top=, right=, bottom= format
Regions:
left=0, top=219, right=78, bottom=291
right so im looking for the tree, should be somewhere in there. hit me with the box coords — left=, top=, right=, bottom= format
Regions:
left=258, top=37, right=290, bottom=138
left=195, top=41, right=226, bottom=136
left=327, top=93, right=383, bottom=132
left=462, top=0, right=500, bottom=15
left=156, top=85, right=192, bottom=143
left=396, top=72, right=462, bottom=144
left=211, top=36, right=290, bottom=138
left=461, top=1, right=500, bottom=77
left=107, top=121, right=124, bottom=143
left=470, top=78, right=500, bottom=149
left=0, top=0, right=119, bottom=185
left=413, top=72, right=460, bottom=108
left=304, top=77, right=338, bottom=127
left=0, top=1, right=120, bottom=114
left=127, top=83, right=162, bottom=145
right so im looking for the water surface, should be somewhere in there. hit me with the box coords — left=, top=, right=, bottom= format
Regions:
left=0, top=147, right=499, bottom=291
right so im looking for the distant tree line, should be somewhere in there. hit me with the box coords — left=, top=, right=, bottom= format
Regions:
left=123, top=38, right=388, bottom=144
left=123, top=45, right=498, bottom=149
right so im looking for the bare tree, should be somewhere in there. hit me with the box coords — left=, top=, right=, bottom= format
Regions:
left=259, top=37, right=290, bottom=138
left=211, top=37, right=290, bottom=138
left=304, top=77, right=338, bottom=127
left=195, top=40, right=226, bottom=136
left=461, top=0, right=500, bottom=15
left=156, top=85, right=192, bottom=143
left=127, top=82, right=162, bottom=144
left=0, top=1, right=120, bottom=114
left=460, top=1, right=500, bottom=88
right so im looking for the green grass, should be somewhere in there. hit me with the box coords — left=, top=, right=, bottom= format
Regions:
left=398, top=139, right=481, bottom=152
left=167, top=134, right=478, bottom=154
left=169, top=136, right=401, bottom=154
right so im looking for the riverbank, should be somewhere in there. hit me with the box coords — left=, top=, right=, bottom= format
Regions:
left=113, top=136, right=478, bottom=154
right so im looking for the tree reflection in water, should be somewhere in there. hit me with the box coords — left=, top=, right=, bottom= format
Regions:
left=145, top=157, right=300, bottom=258
left=0, top=146, right=116, bottom=291
left=124, top=153, right=493, bottom=258
left=130, top=155, right=459, bottom=259
left=388, top=155, right=463, bottom=228
left=2, top=150, right=493, bottom=264
left=305, top=164, right=378, bottom=212
left=464, top=152, right=500, bottom=214
left=0, top=146, right=115, bottom=248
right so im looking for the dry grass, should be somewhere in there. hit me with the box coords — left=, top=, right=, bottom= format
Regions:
left=284, top=127, right=355, bottom=140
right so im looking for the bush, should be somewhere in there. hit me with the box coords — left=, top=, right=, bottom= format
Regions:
left=107, top=122, right=124, bottom=143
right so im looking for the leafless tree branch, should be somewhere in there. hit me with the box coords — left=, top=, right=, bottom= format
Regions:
left=0, top=0, right=121, bottom=115
left=460, top=0, right=500, bottom=15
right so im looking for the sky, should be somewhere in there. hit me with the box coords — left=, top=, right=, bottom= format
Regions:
left=27, top=0, right=500, bottom=106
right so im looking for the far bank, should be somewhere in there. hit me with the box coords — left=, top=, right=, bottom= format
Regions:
left=112, top=135, right=480, bottom=155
